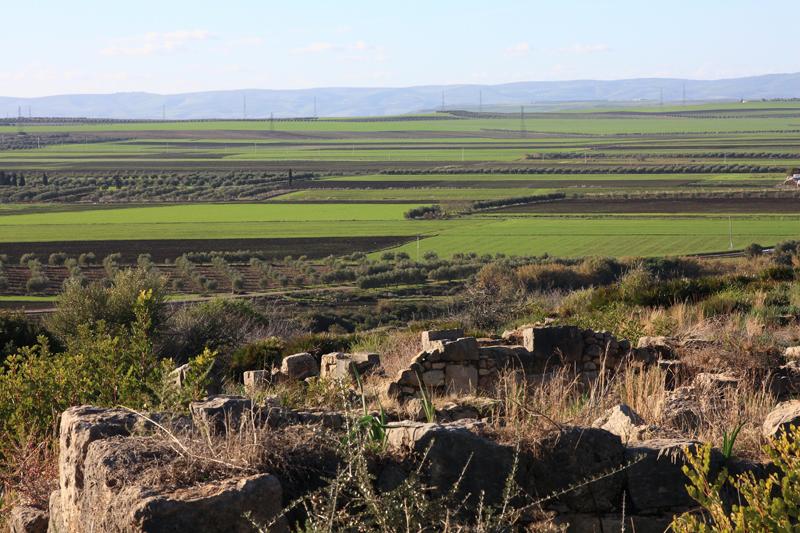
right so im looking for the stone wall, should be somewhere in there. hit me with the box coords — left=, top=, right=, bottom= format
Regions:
left=387, top=325, right=653, bottom=403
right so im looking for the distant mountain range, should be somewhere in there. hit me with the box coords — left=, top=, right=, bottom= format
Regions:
left=2, top=73, right=799, bottom=119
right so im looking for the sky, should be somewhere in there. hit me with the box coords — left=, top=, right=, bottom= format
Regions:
left=2, top=0, right=798, bottom=97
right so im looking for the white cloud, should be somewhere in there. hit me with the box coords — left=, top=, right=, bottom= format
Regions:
left=294, top=41, right=336, bottom=53
left=101, top=29, right=213, bottom=57
left=558, top=43, right=610, bottom=55
left=293, top=40, right=381, bottom=55
left=505, top=42, right=531, bottom=56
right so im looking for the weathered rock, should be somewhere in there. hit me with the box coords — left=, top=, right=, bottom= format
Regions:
left=421, top=329, right=464, bottom=351
left=385, top=420, right=516, bottom=505
left=763, top=400, right=800, bottom=439
left=625, top=438, right=721, bottom=512
left=319, top=351, right=380, bottom=380
left=636, top=336, right=675, bottom=359
left=771, top=361, right=800, bottom=399
left=280, top=352, right=319, bottom=381
left=694, top=372, right=739, bottom=390
left=527, top=427, right=625, bottom=513
left=785, top=346, right=800, bottom=359
left=592, top=404, right=646, bottom=443
left=57, top=406, right=141, bottom=533
left=296, top=410, right=345, bottom=429
left=243, top=370, right=270, bottom=392
left=428, top=337, right=480, bottom=362
left=81, top=437, right=286, bottom=532
left=48, top=491, right=63, bottom=533
left=421, top=369, right=445, bottom=387
left=480, top=345, right=534, bottom=371
left=662, top=386, right=700, bottom=430
left=9, top=505, right=48, bottom=533
left=445, top=364, right=478, bottom=394
left=523, top=326, right=584, bottom=363
left=190, top=395, right=253, bottom=434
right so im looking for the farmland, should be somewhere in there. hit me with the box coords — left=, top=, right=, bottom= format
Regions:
left=1, top=101, right=800, bottom=302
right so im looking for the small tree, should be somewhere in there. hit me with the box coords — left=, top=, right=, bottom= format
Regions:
left=744, top=243, right=764, bottom=258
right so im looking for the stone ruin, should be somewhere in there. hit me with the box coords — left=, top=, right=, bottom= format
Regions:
left=387, top=325, right=657, bottom=403
left=18, top=323, right=800, bottom=531
left=15, top=398, right=798, bottom=533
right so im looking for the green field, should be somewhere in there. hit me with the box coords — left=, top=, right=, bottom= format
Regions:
left=2, top=101, right=800, bottom=265
left=1, top=202, right=798, bottom=258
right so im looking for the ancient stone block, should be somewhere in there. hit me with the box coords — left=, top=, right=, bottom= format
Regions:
left=522, top=326, right=584, bottom=363
left=243, top=370, right=270, bottom=393
left=429, top=337, right=479, bottom=362
left=421, top=329, right=464, bottom=351
left=422, top=370, right=445, bottom=387
left=320, top=351, right=380, bottom=380
left=280, top=352, right=319, bottom=381
left=445, top=364, right=478, bottom=394
left=190, top=395, right=253, bottom=435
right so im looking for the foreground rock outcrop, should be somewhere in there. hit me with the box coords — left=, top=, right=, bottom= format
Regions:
left=46, top=405, right=287, bottom=533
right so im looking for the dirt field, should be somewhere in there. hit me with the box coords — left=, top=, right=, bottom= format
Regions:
left=0, top=236, right=413, bottom=263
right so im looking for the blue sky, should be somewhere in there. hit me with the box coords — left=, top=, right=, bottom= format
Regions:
left=2, top=0, right=798, bottom=96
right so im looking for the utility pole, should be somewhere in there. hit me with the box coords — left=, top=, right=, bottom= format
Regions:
left=243, top=95, right=247, bottom=119
left=313, top=97, right=317, bottom=118
left=520, top=105, right=526, bottom=138
left=479, top=90, right=483, bottom=113
left=270, top=112, right=274, bottom=131
left=417, top=235, right=420, bottom=262
left=659, top=88, right=664, bottom=107
left=162, top=104, right=166, bottom=120
left=729, top=216, right=734, bottom=250
left=682, top=83, right=686, bottom=106
left=441, top=91, right=445, bottom=112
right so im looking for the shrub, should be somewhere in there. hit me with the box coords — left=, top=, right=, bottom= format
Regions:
left=46, top=267, right=166, bottom=341
left=48, top=252, right=68, bottom=266
left=78, top=252, right=96, bottom=266
left=404, top=204, right=443, bottom=219
left=516, top=263, right=587, bottom=291
left=0, top=291, right=166, bottom=462
left=673, top=428, right=800, bottom=531
left=25, top=276, right=49, bottom=294
left=18, top=253, right=36, bottom=266
left=229, top=337, right=285, bottom=378
left=745, top=242, right=764, bottom=258
left=159, top=298, right=282, bottom=365
left=760, top=265, right=794, bottom=282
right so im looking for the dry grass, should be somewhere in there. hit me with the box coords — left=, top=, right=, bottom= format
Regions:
left=0, top=435, right=59, bottom=517
left=482, top=359, right=778, bottom=460
left=127, top=408, right=340, bottom=501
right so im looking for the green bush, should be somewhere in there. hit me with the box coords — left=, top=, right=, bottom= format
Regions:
left=46, top=267, right=166, bottom=341
left=0, top=290, right=166, bottom=460
left=673, top=427, right=800, bottom=531
left=229, top=337, right=285, bottom=378
left=0, top=311, right=57, bottom=363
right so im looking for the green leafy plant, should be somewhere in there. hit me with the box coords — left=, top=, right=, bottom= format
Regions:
left=720, top=421, right=745, bottom=460
left=673, top=425, right=800, bottom=531
left=412, top=365, right=436, bottom=423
